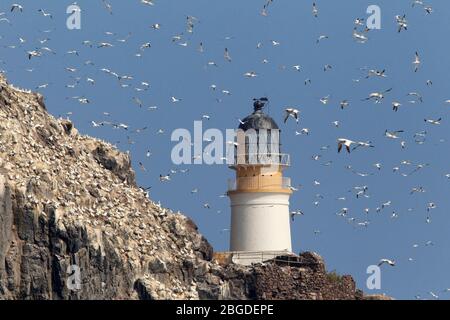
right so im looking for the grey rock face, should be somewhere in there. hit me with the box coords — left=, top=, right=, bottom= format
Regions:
left=91, top=144, right=136, bottom=187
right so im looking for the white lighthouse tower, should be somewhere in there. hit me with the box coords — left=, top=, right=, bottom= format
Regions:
left=227, top=98, right=293, bottom=265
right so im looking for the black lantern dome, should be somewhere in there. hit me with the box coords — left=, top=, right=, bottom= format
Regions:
left=238, top=98, right=279, bottom=131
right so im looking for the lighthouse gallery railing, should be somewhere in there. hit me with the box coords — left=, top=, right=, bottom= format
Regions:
left=231, top=153, right=290, bottom=166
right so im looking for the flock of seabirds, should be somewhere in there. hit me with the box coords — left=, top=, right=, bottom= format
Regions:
left=0, top=0, right=449, bottom=299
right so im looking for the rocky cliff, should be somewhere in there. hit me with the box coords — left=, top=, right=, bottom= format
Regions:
left=0, top=74, right=377, bottom=300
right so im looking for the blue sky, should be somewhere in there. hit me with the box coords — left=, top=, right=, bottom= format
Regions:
left=1, top=0, right=449, bottom=299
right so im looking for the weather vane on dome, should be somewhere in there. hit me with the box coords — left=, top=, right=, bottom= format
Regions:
left=253, top=97, right=269, bottom=112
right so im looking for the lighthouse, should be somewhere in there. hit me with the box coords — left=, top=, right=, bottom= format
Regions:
left=227, top=98, right=293, bottom=264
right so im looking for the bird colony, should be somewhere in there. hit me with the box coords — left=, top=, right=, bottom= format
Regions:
left=0, top=1, right=448, bottom=299
left=0, top=74, right=213, bottom=299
